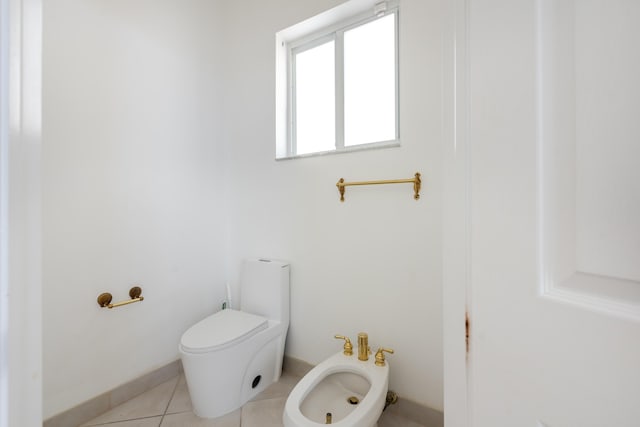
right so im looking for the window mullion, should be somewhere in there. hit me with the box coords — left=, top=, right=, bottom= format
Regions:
left=394, top=10, right=400, bottom=141
left=335, top=31, right=345, bottom=150
left=290, top=49, right=297, bottom=156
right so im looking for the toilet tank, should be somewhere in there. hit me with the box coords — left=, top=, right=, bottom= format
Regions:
left=240, top=259, right=290, bottom=325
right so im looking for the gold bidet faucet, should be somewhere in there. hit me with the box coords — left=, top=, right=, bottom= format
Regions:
left=374, top=347, right=394, bottom=366
left=358, top=332, right=371, bottom=361
left=334, top=335, right=353, bottom=356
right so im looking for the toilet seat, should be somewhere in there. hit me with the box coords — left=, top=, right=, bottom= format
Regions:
left=180, top=309, right=268, bottom=354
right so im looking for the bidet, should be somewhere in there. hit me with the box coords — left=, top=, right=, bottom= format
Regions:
left=283, top=344, right=392, bottom=427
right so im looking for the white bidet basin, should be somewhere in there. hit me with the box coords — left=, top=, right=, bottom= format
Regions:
left=283, top=351, right=389, bottom=427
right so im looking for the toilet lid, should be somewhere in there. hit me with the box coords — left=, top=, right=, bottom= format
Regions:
left=180, top=309, right=268, bottom=353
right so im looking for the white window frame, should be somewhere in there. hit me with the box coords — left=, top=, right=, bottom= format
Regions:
left=276, top=1, right=399, bottom=159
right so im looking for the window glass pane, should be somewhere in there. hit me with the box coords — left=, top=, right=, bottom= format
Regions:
left=295, top=40, right=335, bottom=155
left=344, top=14, right=396, bottom=146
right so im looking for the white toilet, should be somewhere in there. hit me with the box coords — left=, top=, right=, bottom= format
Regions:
left=179, top=258, right=290, bottom=418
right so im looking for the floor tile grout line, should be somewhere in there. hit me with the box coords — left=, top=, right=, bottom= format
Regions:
left=81, top=414, right=164, bottom=427
left=163, top=409, right=192, bottom=416
left=158, top=374, right=182, bottom=426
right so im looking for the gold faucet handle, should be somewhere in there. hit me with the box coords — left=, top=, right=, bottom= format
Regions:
left=334, top=335, right=354, bottom=356
left=375, top=347, right=395, bottom=366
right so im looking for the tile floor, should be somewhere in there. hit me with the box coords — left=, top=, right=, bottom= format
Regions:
left=79, top=372, right=426, bottom=427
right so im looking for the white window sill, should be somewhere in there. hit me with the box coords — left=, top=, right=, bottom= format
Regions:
left=275, top=140, right=400, bottom=161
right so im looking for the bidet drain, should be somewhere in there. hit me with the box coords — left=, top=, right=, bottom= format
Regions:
left=347, top=396, right=360, bottom=405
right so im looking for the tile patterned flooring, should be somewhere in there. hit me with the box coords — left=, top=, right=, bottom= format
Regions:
left=79, top=372, right=426, bottom=427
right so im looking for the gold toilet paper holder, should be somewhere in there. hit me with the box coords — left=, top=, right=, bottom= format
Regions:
left=97, top=286, right=144, bottom=309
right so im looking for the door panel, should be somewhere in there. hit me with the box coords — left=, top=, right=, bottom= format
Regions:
left=464, top=0, right=640, bottom=426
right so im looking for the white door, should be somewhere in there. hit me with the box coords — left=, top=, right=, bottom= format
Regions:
left=444, top=0, right=640, bottom=426
left=0, top=1, right=43, bottom=426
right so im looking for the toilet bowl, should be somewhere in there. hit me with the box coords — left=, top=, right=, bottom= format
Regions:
left=179, top=259, right=289, bottom=418
left=283, top=351, right=389, bottom=427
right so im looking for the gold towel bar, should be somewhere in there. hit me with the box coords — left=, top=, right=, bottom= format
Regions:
left=336, top=172, right=422, bottom=202
left=97, top=286, right=144, bottom=309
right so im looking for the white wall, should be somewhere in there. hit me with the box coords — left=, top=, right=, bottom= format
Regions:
left=42, top=0, right=228, bottom=418
left=42, top=0, right=445, bottom=417
left=222, top=0, right=444, bottom=411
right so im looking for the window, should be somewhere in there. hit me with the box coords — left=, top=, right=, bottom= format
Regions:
left=276, top=1, right=399, bottom=158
